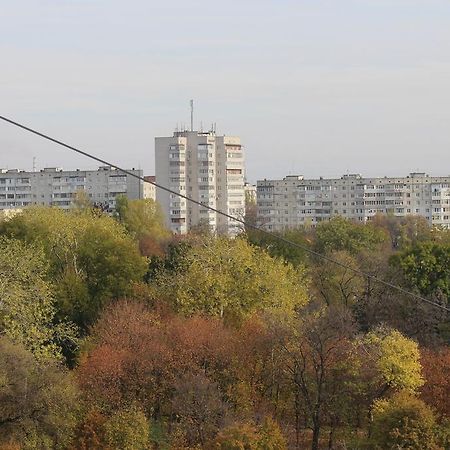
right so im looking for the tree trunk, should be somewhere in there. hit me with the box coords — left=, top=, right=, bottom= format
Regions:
left=328, top=418, right=336, bottom=450
left=295, top=391, right=301, bottom=449
left=312, top=418, right=320, bottom=450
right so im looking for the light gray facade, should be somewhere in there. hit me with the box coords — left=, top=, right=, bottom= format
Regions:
left=155, top=130, right=245, bottom=235
left=257, top=173, right=450, bottom=230
left=0, top=166, right=144, bottom=211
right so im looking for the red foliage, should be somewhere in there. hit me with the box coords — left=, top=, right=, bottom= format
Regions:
left=420, top=347, right=450, bottom=418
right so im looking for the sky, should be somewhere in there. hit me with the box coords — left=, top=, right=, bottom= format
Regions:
left=1, top=0, right=450, bottom=182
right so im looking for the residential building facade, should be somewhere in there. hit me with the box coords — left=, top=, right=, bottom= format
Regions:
left=257, top=173, right=450, bottom=230
left=0, top=166, right=144, bottom=212
left=155, top=129, right=245, bottom=234
left=143, top=175, right=156, bottom=201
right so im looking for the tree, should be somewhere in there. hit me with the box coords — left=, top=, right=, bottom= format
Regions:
left=77, top=300, right=238, bottom=424
left=243, top=188, right=257, bottom=231
left=371, top=214, right=432, bottom=249
left=212, top=423, right=258, bottom=449
left=312, top=250, right=365, bottom=307
left=420, top=347, right=450, bottom=418
left=314, top=217, right=387, bottom=255
left=0, top=337, right=79, bottom=449
left=171, top=373, right=228, bottom=446
left=356, top=327, right=425, bottom=441
left=212, top=418, right=287, bottom=450
left=0, top=237, right=76, bottom=360
left=0, top=207, right=148, bottom=329
left=393, top=241, right=450, bottom=300
left=115, top=196, right=169, bottom=255
left=360, top=327, right=424, bottom=398
left=103, top=407, right=150, bottom=450
left=154, top=237, right=309, bottom=322
left=282, top=306, right=358, bottom=450
left=77, top=300, right=182, bottom=416
left=369, top=391, right=439, bottom=450
left=257, top=417, right=287, bottom=450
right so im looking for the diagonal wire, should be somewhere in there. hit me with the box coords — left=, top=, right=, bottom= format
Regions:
left=0, top=114, right=449, bottom=312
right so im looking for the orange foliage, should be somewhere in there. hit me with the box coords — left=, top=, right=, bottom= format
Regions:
left=420, top=347, right=450, bottom=418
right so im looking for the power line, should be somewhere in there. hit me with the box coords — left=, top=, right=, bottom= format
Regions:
left=0, top=114, right=449, bottom=313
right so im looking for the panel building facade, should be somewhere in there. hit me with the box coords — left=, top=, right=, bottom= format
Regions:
left=0, top=166, right=144, bottom=212
left=257, top=173, right=450, bottom=230
left=155, top=129, right=245, bottom=234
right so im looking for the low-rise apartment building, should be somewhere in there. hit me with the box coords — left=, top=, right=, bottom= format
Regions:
left=257, top=173, right=450, bottom=230
left=143, top=175, right=157, bottom=201
left=0, top=166, right=144, bottom=212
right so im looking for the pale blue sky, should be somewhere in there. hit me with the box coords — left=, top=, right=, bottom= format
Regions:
left=1, top=0, right=450, bottom=181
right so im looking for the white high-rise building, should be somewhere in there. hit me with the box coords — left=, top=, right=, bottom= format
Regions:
left=257, top=173, right=450, bottom=230
left=155, top=129, right=245, bottom=234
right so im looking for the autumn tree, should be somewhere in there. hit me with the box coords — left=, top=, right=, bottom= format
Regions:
left=371, top=214, right=432, bottom=249
left=420, top=347, right=450, bottom=418
left=282, top=306, right=358, bottom=450
left=171, top=373, right=228, bottom=446
left=369, top=392, right=439, bottom=450
left=77, top=300, right=182, bottom=416
left=0, top=237, right=76, bottom=360
left=103, top=407, right=151, bottom=450
left=0, top=337, right=79, bottom=449
left=116, top=196, right=169, bottom=256
left=212, top=417, right=287, bottom=450
left=154, top=236, right=309, bottom=322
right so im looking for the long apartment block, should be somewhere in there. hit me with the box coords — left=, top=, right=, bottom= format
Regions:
left=155, top=129, right=245, bottom=235
left=257, top=173, right=450, bottom=230
left=0, top=166, right=144, bottom=212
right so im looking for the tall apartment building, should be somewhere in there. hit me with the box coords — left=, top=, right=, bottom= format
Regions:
left=0, top=166, right=144, bottom=212
left=257, top=173, right=450, bottom=230
left=155, top=129, right=245, bottom=234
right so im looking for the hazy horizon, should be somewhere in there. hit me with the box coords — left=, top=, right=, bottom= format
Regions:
left=1, top=0, right=450, bottom=183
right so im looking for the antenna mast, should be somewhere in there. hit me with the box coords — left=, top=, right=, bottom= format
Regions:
left=190, top=99, right=194, bottom=132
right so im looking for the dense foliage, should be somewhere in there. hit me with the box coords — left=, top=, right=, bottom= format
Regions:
left=0, top=207, right=449, bottom=449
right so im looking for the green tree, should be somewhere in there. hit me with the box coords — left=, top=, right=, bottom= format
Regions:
left=0, top=207, right=148, bottom=328
left=155, top=237, right=309, bottom=322
left=246, top=228, right=311, bottom=267
left=0, top=337, right=79, bottom=449
left=0, top=237, right=76, bottom=360
left=312, top=250, right=365, bottom=307
left=314, top=216, right=387, bottom=255
left=103, top=407, right=150, bottom=450
left=393, top=241, right=450, bottom=300
left=116, top=196, right=169, bottom=241
left=369, top=391, right=439, bottom=450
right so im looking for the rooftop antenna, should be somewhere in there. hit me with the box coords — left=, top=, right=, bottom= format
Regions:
left=32, top=156, right=36, bottom=172
left=190, top=99, right=194, bottom=132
